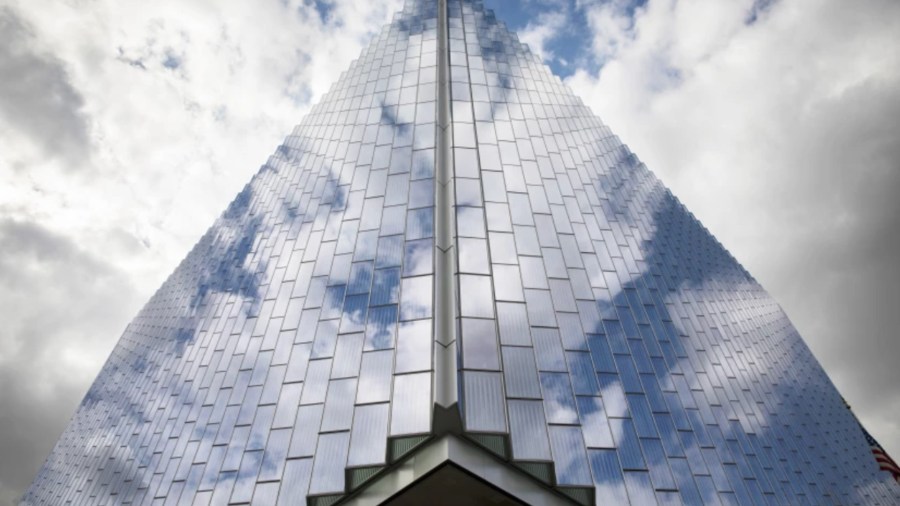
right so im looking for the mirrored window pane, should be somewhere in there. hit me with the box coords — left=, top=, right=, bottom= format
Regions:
left=390, top=372, right=432, bottom=436
left=462, top=371, right=507, bottom=432
left=461, top=318, right=500, bottom=370
left=348, top=403, right=389, bottom=467
left=395, top=319, right=432, bottom=373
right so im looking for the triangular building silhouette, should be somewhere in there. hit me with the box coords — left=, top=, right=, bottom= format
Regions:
left=23, top=0, right=900, bottom=504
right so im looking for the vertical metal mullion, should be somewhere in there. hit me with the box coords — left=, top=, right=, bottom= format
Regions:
left=433, top=0, right=460, bottom=421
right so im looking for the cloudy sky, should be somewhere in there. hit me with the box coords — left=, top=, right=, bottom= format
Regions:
left=0, top=0, right=897, bottom=502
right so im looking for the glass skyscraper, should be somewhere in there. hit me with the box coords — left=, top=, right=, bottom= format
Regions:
left=23, top=0, right=899, bottom=504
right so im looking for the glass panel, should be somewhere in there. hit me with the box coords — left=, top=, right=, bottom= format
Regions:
left=542, top=247, right=568, bottom=279
left=459, top=275, right=494, bottom=318
left=311, top=319, right=339, bottom=359
left=549, top=426, right=593, bottom=486
left=408, top=178, right=434, bottom=209
left=273, top=383, right=303, bottom=429
left=347, top=262, right=374, bottom=295
left=485, top=203, right=513, bottom=232
left=455, top=148, right=479, bottom=177
left=340, top=294, right=368, bottom=334
left=400, top=275, right=432, bottom=320
left=508, top=399, right=552, bottom=461
left=375, top=235, right=403, bottom=268
left=402, top=238, right=433, bottom=276
left=488, top=231, right=517, bottom=263
left=590, top=449, right=630, bottom=504
left=395, top=319, right=432, bottom=373
left=627, top=393, right=658, bottom=438
left=524, top=289, right=556, bottom=327
left=370, top=268, right=401, bottom=306
left=321, top=378, right=357, bottom=432
left=456, top=178, right=483, bottom=207
left=253, top=482, right=281, bottom=505
left=612, top=417, right=647, bottom=471
left=288, top=404, right=323, bottom=458
left=390, top=372, right=432, bottom=436
left=461, top=318, right=500, bottom=371
left=458, top=237, right=490, bottom=274
left=259, top=428, right=292, bottom=481
left=462, top=371, right=507, bottom=433
left=577, top=396, right=616, bottom=449
left=299, top=359, right=332, bottom=405
left=248, top=405, right=276, bottom=450
left=519, top=256, right=548, bottom=289
left=332, top=333, right=364, bottom=379
left=383, top=205, right=407, bottom=236
left=540, top=372, right=579, bottom=424
left=567, top=351, right=600, bottom=395
left=587, top=333, right=616, bottom=373
left=508, top=194, right=534, bottom=226
left=623, top=471, right=659, bottom=505
left=308, top=432, right=350, bottom=495
left=230, top=450, right=263, bottom=503
left=554, top=310, right=588, bottom=351
left=406, top=207, right=433, bottom=239
left=411, top=149, right=434, bottom=180
left=492, top=264, right=524, bottom=302
left=364, top=304, right=398, bottom=350
left=348, top=403, right=390, bottom=467
left=642, top=437, right=678, bottom=491
left=496, top=302, right=532, bottom=346
left=531, top=328, right=566, bottom=372
left=501, top=346, right=542, bottom=399
left=356, top=350, right=394, bottom=404
left=457, top=206, right=486, bottom=238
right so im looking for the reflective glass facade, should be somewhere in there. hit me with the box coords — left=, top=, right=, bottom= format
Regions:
left=23, top=1, right=900, bottom=505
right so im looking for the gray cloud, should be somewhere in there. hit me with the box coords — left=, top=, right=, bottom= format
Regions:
left=0, top=8, right=90, bottom=166
left=762, top=73, right=900, bottom=454
left=0, top=219, right=140, bottom=505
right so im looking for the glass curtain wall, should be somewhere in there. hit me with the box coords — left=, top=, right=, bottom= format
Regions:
left=23, top=1, right=900, bottom=505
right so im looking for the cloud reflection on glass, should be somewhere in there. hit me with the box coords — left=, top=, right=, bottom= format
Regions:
left=23, top=0, right=900, bottom=504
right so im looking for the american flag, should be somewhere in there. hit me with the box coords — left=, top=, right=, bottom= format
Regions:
left=860, top=425, right=900, bottom=484
left=845, top=398, right=900, bottom=484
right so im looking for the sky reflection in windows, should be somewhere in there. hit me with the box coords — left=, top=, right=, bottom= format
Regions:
left=23, top=0, right=900, bottom=504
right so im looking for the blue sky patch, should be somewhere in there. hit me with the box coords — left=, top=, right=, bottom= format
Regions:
left=745, top=0, right=778, bottom=25
left=306, top=0, right=336, bottom=24
left=483, top=0, right=647, bottom=78
left=162, top=50, right=182, bottom=70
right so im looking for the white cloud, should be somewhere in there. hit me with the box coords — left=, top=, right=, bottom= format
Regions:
left=0, top=0, right=402, bottom=291
left=518, top=11, right=567, bottom=61
left=577, top=0, right=644, bottom=63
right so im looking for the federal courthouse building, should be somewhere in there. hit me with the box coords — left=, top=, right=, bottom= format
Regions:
left=22, top=0, right=900, bottom=504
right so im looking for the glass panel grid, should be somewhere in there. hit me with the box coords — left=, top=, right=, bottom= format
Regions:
left=23, top=1, right=900, bottom=505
